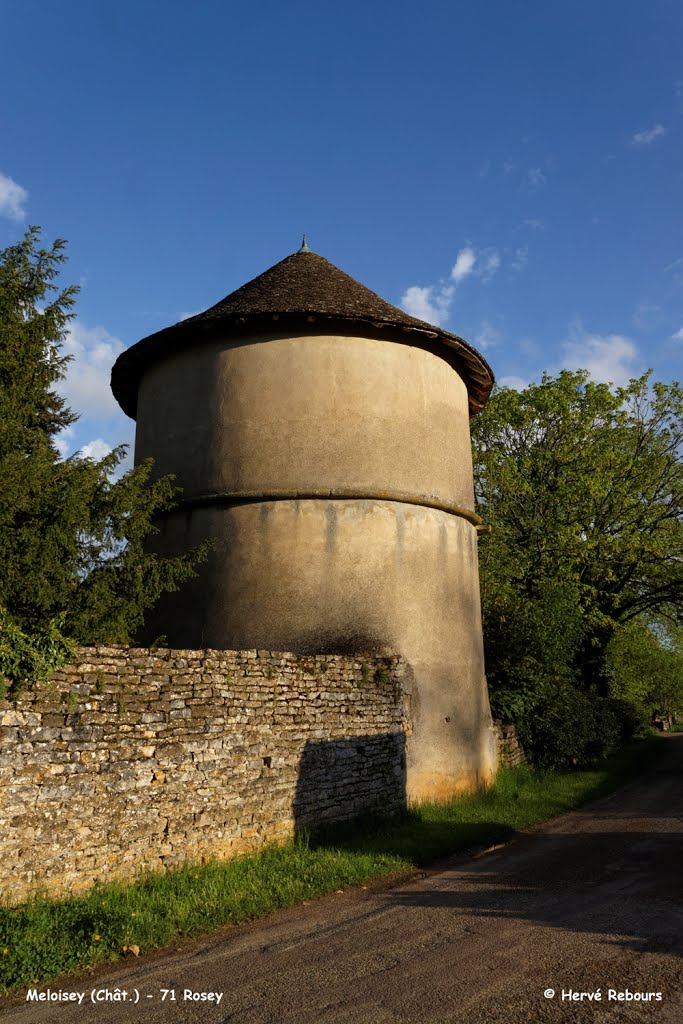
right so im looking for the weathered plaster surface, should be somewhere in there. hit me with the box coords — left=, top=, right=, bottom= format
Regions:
left=134, top=331, right=476, bottom=509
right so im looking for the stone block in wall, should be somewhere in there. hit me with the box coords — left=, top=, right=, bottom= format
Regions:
left=493, top=720, right=526, bottom=769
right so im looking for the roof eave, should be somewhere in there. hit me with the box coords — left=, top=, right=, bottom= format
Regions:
left=111, top=312, right=494, bottom=421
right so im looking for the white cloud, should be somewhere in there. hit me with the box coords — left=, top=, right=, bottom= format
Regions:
left=526, top=167, right=547, bottom=190
left=497, top=375, right=528, bottom=391
left=450, top=246, right=500, bottom=284
left=523, top=219, right=544, bottom=231
left=671, top=327, right=683, bottom=342
left=401, top=245, right=502, bottom=327
left=473, top=320, right=500, bottom=351
left=630, top=123, right=665, bottom=146
left=451, top=247, right=477, bottom=284
left=0, top=172, right=28, bottom=220
left=58, top=320, right=126, bottom=419
left=561, top=322, right=640, bottom=386
left=178, top=309, right=203, bottom=322
left=400, top=284, right=454, bottom=326
left=80, top=438, right=113, bottom=461
left=503, top=159, right=518, bottom=175
left=511, top=246, right=529, bottom=274
left=56, top=432, right=134, bottom=480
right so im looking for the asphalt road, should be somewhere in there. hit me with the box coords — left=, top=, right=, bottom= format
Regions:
left=3, top=735, right=682, bottom=1024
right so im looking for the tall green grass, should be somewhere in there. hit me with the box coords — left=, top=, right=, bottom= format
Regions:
left=0, top=737, right=662, bottom=995
left=0, top=846, right=404, bottom=994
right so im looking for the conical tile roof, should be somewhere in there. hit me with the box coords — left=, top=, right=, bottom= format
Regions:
left=111, top=248, right=494, bottom=418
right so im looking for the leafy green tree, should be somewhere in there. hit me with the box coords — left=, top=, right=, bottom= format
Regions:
left=607, top=618, right=683, bottom=725
left=474, top=370, right=683, bottom=691
left=472, top=370, right=683, bottom=764
left=0, top=228, right=208, bottom=689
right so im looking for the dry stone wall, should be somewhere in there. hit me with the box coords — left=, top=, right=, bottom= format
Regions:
left=0, top=647, right=410, bottom=905
left=493, top=720, right=525, bottom=768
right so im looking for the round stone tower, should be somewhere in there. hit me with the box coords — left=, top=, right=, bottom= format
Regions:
left=111, top=244, right=497, bottom=801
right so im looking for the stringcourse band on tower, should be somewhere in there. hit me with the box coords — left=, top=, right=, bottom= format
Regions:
left=111, top=240, right=497, bottom=802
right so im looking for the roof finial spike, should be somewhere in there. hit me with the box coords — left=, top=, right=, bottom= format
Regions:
left=298, top=234, right=312, bottom=254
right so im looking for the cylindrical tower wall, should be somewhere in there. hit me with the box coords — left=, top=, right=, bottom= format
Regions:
left=134, top=330, right=496, bottom=800
left=145, top=498, right=495, bottom=799
left=134, top=331, right=476, bottom=509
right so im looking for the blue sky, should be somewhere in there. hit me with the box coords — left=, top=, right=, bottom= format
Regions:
left=1, top=0, right=681, bottom=463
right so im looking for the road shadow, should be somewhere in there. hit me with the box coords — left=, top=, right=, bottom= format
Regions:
left=374, top=736, right=683, bottom=957
left=306, top=813, right=517, bottom=866
left=303, top=736, right=683, bottom=957
left=376, top=828, right=683, bottom=957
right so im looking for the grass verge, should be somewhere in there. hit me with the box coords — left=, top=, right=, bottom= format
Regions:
left=0, top=735, right=663, bottom=995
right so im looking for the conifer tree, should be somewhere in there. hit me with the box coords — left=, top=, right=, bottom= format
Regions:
left=0, top=228, right=208, bottom=687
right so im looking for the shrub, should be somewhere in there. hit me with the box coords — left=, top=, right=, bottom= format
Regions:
left=0, top=606, right=75, bottom=698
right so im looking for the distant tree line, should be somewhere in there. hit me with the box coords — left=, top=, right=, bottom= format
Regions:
left=473, top=370, right=683, bottom=767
